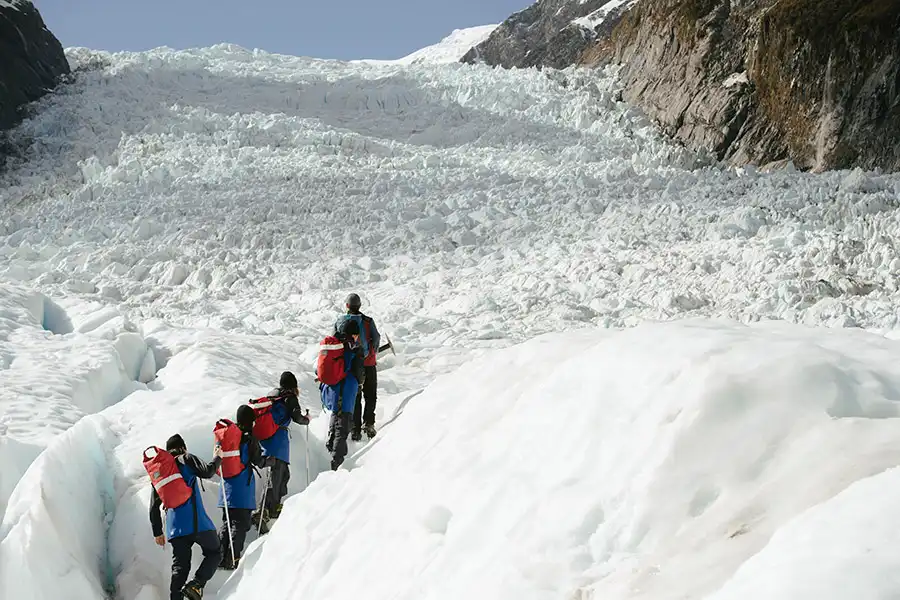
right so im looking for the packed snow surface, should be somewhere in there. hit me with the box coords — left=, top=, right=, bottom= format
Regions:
left=220, top=320, right=900, bottom=600
left=1, top=32, right=900, bottom=600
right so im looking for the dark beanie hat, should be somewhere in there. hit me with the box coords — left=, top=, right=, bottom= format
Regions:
left=339, top=319, right=360, bottom=337
left=280, top=371, right=298, bottom=390
left=166, top=434, right=186, bottom=453
left=236, top=404, right=255, bottom=429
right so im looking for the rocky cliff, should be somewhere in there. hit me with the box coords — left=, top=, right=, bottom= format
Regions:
left=0, top=0, right=70, bottom=131
left=461, top=0, right=636, bottom=69
left=468, top=0, right=900, bottom=172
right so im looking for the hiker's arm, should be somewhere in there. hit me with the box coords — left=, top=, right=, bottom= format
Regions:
left=286, top=394, right=310, bottom=425
left=149, top=487, right=164, bottom=538
left=186, top=453, right=221, bottom=479
left=249, top=437, right=268, bottom=469
left=369, top=317, right=381, bottom=351
left=352, top=349, right=365, bottom=382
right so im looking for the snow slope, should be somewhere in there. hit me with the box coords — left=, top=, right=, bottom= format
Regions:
left=389, top=25, right=499, bottom=65
left=221, top=320, right=900, bottom=600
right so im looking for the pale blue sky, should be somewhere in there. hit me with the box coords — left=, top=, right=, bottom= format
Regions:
left=33, top=0, right=530, bottom=60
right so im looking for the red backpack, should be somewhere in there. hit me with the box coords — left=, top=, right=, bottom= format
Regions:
left=317, top=335, right=346, bottom=385
left=248, top=396, right=280, bottom=441
left=143, top=446, right=193, bottom=509
left=213, top=419, right=245, bottom=478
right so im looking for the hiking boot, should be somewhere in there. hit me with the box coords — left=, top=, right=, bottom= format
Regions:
left=182, top=580, right=204, bottom=600
left=351, top=428, right=362, bottom=442
left=331, top=457, right=343, bottom=471
left=220, top=555, right=239, bottom=571
left=250, top=508, right=270, bottom=527
left=270, top=503, right=284, bottom=519
left=363, top=423, right=377, bottom=439
left=251, top=509, right=271, bottom=535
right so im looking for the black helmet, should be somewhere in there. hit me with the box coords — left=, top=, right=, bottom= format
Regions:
left=345, top=293, right=362, bottom=311
left=236, top=405, right=255, bottom=430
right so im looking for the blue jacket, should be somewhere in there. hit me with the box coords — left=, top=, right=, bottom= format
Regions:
left=320, top=347, right=361, bottom=414
left=335, top=314, right=371, bottom=357
left=218, top=437, right=261, bottom=510
left=150, top=455, right=217, bottom=541
left=259, top=398, right=292, bottom=464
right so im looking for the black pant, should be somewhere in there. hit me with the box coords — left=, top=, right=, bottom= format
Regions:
left=327, top=411, right=352, bottom=469
left=265, top=459, right=290, bottom=512
left=218, top=508, right=252, bottom=563
left=353, top=365, right=378, bottom=431
left=169, top=530, right=221, bottom=600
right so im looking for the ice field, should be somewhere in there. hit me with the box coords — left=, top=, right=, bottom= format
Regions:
left=2, top=24, right=900, bottom=600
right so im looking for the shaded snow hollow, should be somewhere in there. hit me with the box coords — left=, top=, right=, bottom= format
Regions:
left=0, top=286, right=156, bottom=518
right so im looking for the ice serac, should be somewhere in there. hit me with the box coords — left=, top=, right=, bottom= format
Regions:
left=0, top=0, right=70, bottom=131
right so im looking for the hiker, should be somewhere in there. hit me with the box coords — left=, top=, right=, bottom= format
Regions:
left=214, top=405, right=271, bottom=570
left=320, top=318, right=365, bottom=470
left=249, top=370, right=310, bottom=532
left=146, top=434, right=222, bottom=600
left=334, top=293, right=381, bottom=441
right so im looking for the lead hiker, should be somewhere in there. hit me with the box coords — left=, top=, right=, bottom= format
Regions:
left=249, top=371, right=310, bottom=532
left=319, top=318, right=365, bottom=470
left=144, top=434, right=222, bottom=600
left=334, top=293, right=381, bottom=441
left=214, top=405, right=271, bottom=570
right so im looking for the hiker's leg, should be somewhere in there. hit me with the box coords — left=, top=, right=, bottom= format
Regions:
left=169, top=536, right=192, bottom=600
left=363, top=365, right=377, bottom=426
left=193, top=529, right=222, bottom=585
left=230, top=508, right=252, bottom=558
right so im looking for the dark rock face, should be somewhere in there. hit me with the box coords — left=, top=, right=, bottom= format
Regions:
left=584, top=0, right=900, bottom=172
left=0, top=0, right=70, bottom=131
left=469, top=0, right=900, bottom=172
left=461, top=0, right=635, bottom=70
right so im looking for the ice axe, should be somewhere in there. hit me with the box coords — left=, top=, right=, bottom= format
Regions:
left=377, top=333, right=396, bottom=356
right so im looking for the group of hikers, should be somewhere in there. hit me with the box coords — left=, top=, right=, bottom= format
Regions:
left=143, top=294, right=383, bottom=600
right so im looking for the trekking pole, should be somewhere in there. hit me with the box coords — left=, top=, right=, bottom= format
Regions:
left=305, top=420, right=311, bottom=488
left=219, top=465, right=236, bottom=568
left=257, top=467, right=271, bottom=537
